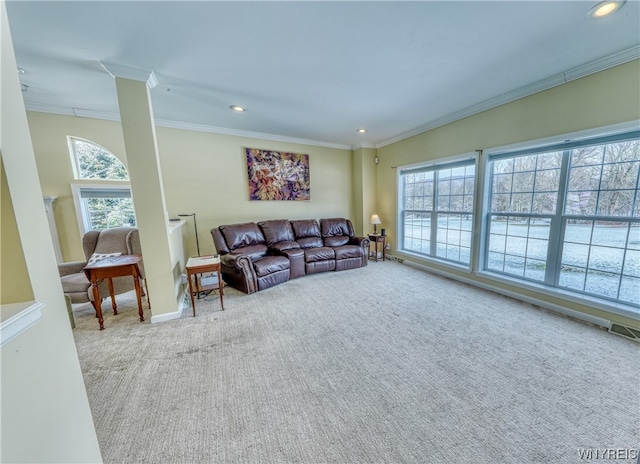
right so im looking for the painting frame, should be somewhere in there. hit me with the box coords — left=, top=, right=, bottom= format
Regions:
left=245, top=147, right=311, bottom=201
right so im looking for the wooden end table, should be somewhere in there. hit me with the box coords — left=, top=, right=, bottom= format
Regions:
left=186, top=256, right=225, bottom=316
left=368, top=234, right=387, bottom=262
left=83, top=254, right=148, bottom=330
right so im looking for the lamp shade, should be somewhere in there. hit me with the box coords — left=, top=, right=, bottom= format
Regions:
left=370, top=214, right=381, bottom=225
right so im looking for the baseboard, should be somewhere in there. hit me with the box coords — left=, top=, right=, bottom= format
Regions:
left=149, top=287, right=187, bottom=324
left=393, top=254, right=612, bottom=329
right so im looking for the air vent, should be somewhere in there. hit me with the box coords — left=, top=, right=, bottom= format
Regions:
left=609, top=323, right=640, bottom=342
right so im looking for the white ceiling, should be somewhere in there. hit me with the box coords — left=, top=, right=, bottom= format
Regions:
left=6, top=1, right=640, bottom=149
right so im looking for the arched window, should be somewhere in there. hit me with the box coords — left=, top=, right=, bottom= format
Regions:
left=68, top=137, right=129, bottom=180
left=68, top=137, right=136, bottom=233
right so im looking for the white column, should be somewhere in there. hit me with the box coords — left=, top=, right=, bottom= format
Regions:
left=102, top=63, right=180, bottom=320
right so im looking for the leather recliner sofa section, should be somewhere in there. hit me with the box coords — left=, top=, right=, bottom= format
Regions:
left=211, top=218, right=369, bottom=294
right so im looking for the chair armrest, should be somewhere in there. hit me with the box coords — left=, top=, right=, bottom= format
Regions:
left=58, top=261, right=87, bottom=277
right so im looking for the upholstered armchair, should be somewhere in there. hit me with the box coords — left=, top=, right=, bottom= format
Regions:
left=58, top=227, right=144, bottom=309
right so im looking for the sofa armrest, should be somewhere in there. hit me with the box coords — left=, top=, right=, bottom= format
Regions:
left=350, top=236, right=370, bottom=248
left=220, top=252, right=259, bottom=293
left=58, top=261, right=87, bottom=277
left=221, top=252, right=250, bottom=269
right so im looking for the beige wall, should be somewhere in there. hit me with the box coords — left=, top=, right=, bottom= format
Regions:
left=1, top=158, right=34, bottom=304
left=27, top=112, right=353, bottom=260
left=1, top=1, right=103, bottom=460
left=377, top=60, right=640, bottom=329
left=352, top=147, right=378, bottom=236
left=27, top=112, right=128, bottom=262
left=157, top=127, right=353, bottom=256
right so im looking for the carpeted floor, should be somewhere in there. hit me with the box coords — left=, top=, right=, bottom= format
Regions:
left=72, top=260, right=639, bottom=464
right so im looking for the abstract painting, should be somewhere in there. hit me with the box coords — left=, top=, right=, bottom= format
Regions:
left=245, top=148, right=310, bottom=201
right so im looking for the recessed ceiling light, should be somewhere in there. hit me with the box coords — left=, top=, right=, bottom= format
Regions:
left=357, top=128, right=367, bottom=133
left=17, top=67, right=25, bottom=74
left=229, top=105, right=247, bottom=112
left=588, top=0, right=625, bottom=18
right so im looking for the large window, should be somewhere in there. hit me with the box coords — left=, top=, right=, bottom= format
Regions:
left=68, top=137, right=136, bottom=234
left=400, top=159, right=475, bottom=266
left=486, top=132, right=639, bottom=307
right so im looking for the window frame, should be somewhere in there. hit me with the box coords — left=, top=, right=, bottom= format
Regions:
left=67, top=136, right=136, bottom=237
left=397, top=153, right=478, bottom=270
left=480, top=128, right=640, bottom=310
left=71, top=183, right=136, bottom=236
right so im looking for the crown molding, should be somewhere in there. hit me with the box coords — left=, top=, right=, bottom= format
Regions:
left=375, top=45, right=640, bottom=148
left=351, top=143, right=377, bottom=150
left=155, top=119, right=353, bottom=150
left=24, top=103, right=353, bottom=151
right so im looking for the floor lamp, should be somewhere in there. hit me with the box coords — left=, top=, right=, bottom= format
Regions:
left=178, top=213, right=200, bottom=256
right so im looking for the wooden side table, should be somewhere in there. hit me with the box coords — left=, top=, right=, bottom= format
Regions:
left=368, top=234, right=387, bottom=262
left=83, top=254, right=148, bottom=330
left=186, top=256, right=224, bottom=316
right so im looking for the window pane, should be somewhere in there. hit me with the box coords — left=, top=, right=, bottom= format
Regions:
left=532, top=192, right=557, bottom=214
left=565, top=191, right=597, bottom=215
left=512, top=171, right=534, bottom=192
left=559, top=266, right=586, bottom=292
left=571, top=146, right=603, bottom=167
left=435, top=213, right=471, bottom=265
left=568, top=165, right=601, bottom=191
left=72, top=138, right=128, bottom=180
left=623, top=250, right=640, bottom=278
left=560, top=220, right=633, bottom=303
left=596, top=190, right=635, bottom=217
left=510, top=193, right=533, bottom=213
left=585, top=270, right=619, bottom=299
left=514, top=155, right=537, bottom=172
left=403, top=212, right=430, bottom=255
left=487, top=216, right=548, bottom=282
left=524, top=258, right=546, bottom=281
left=588, top=246, right=624, bottom=274
left=619, top=276, right=640, bottom=306
left=564, top=221, right=593, bottom=245
left=491, top=194, right=511, bottom=213
left=561, top=242, right=589, bottom=268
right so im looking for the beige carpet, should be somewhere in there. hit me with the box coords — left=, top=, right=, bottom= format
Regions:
left=72, top=260, right=639, bottom=464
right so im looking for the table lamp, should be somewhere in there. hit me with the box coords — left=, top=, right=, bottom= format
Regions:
left=370, top=214, right=381, bottom=234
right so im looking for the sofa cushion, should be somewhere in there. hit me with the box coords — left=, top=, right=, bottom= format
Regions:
left=258, top=219, right=295, bottom=246
left=334, top=245, right=364, bottom=260
left=220, top=222, right=265, bottom=250
left=320, top=218, right=353, bottom=238
left=296, top=236, right=324, bottom=249
left=324, top=236, right=350, bottom=247
left=253, top=255, right=290, bottom=277
left=304, top=247, right=336, bottom=262
left=235, top=244, right=268, bottom=261
left=291, top=219, right=321, bottom=239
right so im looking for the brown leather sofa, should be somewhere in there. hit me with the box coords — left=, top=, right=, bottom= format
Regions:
left=211, top=218, right=369, bottom=293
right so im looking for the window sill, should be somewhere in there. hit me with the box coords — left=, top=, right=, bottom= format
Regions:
left=0, top=301, right=44, bottom=347
left=396, top=250, right=472, bottom=274
left=475, top=270, right=640, bottom=322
